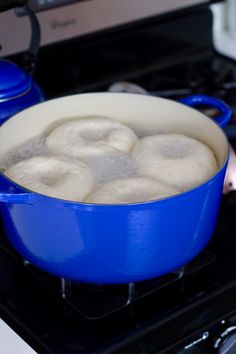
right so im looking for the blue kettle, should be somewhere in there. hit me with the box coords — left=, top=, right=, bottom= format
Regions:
left=0, top=60, right=44, bottom=124
left=0, top=0, right=44, bottom=124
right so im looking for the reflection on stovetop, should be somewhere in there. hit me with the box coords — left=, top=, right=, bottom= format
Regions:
left=0, top=190, right=236, bottom=353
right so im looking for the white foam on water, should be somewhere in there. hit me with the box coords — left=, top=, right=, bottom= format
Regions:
left=0, top=136, right=48, bottom=171
left=0, top=135, right=139, bottom=190
left=86, top=152, right=138, bottom=186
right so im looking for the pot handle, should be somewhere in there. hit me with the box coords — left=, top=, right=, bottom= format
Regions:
left=179, top=94, right=232, bottom=127
left=0, top=192, right=35, bottom=204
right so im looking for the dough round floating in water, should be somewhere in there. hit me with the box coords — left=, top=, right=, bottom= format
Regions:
left=4, top=156, right=94, bottom=201
left=45, top=117, right=138, bottom=159
left=85, top=177, right=179, bottom=204
left=131, top=133, right=218, bottom=191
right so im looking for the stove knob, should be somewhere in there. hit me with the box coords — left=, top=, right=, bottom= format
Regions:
left=214, top=327, right=236, bottom=353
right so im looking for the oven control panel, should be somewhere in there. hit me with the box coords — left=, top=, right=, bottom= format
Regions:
left=214, top=325, right=236, bottom=352
left=0, top=0, right=210, bottom=57
left=175, top=317, right=236, bottom=353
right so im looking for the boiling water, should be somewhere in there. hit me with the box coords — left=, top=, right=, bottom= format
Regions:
left=0, top=124, right=218, bottom=203
left=86, top=153, right=138, bottom=185
left=0, top=136, right=47, bottom=171
left=0, top=135, right=138, bottom=187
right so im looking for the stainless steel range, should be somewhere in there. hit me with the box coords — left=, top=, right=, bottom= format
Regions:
left=1, top=1, right=236, bottom=353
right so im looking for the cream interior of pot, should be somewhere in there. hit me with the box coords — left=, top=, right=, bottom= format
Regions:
left=0, top=93, right=228, bottom=169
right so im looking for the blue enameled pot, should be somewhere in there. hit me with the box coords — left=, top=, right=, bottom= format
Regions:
left=0, top=93, right=231, bottom=284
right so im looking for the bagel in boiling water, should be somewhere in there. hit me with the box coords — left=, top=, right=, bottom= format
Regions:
left=4, top=156, right=94, bottom=201
left=85, top=177, right=179, bottom=204
left=131, top=133, right=218, bottom=191
left=45, top=117, right=138, bottom=159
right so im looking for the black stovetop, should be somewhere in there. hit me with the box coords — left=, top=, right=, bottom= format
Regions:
left=0, top=190, right=236, bottom=354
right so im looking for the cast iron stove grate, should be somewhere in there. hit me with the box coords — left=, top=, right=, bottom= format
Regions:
left=18, top=250, right=217, bottom=320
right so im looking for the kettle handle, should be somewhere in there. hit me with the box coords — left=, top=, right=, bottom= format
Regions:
left=0, top=0, right=26, bottom=12
left=0, top=1, right=40, bottom=74
left=179, top=95, right=232, bottom=128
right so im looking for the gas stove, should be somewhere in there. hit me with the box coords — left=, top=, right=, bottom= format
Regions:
left=1, top=1, right=236, bottom=353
